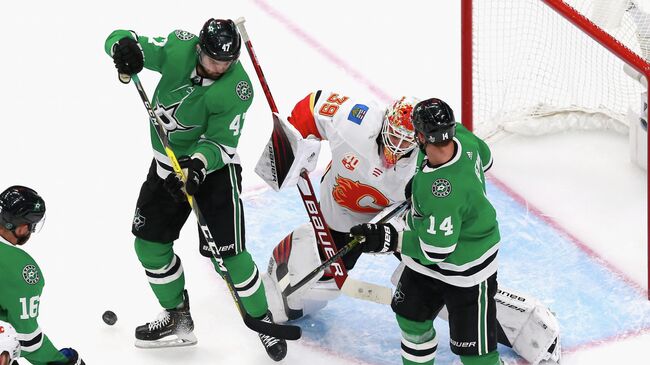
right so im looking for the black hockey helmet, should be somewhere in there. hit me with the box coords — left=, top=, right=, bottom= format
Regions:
left=199, top=18, right=241, bottom=61
left=411, top=98, right=456, bottom=146
left=0, top=186, right=46, bottom=232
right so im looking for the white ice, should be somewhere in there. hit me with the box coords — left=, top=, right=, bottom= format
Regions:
left=0, top=0, right=647, bottom=364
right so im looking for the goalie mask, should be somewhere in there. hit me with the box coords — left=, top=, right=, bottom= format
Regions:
left=381, top=96, right=419, bottom=166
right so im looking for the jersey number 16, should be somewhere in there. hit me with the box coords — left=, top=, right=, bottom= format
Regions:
left=19, top=296, right=40, bottom=319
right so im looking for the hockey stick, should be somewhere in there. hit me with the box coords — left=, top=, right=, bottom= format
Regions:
left=282, top=200, right=411, bottom=298
left=339, top=277, right=393, bottom=305
left=126, top=74, right=301, bottom=341
left=235, top=17, right=350, bottom=290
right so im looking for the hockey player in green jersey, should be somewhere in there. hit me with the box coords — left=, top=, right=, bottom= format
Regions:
left=105, top=18, right=287, bottom=361
left=351, top=98, right=504, bottom=365
left=0, top=186, right=85, bottom=365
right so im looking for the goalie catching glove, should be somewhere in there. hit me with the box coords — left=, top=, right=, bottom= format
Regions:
left=350, top=223, right=399, bottom=254
left=163, top=155, right=207, bottom=201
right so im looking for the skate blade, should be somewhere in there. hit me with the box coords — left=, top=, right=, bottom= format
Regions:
left=135, top=332, right=198, bottom=349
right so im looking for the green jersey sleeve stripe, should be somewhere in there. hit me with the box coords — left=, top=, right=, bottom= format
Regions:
left=435, top=244, right=499, bottom=272
left=18, top=328, right=43, bottom=352
left=419, top=241, right=456, bottom=262
left=402, top=247, right=499, bottom=288
left=198, top=138, right=237, bottom=159
left=420, top=240, right=456, bottom=255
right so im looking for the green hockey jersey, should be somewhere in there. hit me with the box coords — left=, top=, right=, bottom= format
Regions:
left=104, top=29, right=254, bottom=176
left=0, top=240, right=67, bottom=364
left=400, top=124, right=500, bottom=287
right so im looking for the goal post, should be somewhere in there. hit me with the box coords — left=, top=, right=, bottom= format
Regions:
left=461, top=0, right=650, bottom=299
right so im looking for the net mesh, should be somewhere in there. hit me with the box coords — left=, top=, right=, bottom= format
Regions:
left=471, top=0, right=649, bottom=139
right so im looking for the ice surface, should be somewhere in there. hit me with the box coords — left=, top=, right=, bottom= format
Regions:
left=0, top=0, right=647, bottom=364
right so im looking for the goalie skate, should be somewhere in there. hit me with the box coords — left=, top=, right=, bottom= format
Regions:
left=134, top=290, right=197, bottom=348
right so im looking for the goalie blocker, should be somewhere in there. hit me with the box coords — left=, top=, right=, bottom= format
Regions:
left=255, top=112, right=322, bottom=191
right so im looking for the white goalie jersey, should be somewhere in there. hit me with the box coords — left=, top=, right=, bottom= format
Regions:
left=286, top=90, right=418, bottom=232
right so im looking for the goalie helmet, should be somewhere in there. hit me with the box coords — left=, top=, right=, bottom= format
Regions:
left=411, top=98, right=456, bottom=149
left=0, top=320, right=20, bottom=362
left=0, top=185, right=46, bottom=233
left=381, top=96, right=419, bottom=165
left=199, top=18, right=241, bottom=61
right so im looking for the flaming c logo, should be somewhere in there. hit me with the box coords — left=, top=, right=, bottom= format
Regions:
left=332, top=175, right=390, bottom=213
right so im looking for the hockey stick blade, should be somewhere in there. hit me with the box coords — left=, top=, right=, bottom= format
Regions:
left=243, top=314, right=302, bottom=340
left=340, top=277, right=393, bottom=305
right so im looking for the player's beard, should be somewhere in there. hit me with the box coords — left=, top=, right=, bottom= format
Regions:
left=196, top=62, right=224, bottom=80
left=14, top=232, right=31, bottom=246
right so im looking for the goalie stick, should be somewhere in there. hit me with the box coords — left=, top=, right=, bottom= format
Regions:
left=282, top=200, right=411, bottom=298
left=125, top=74, right=301, bottom=341
left=235, top=17, right=351, bottom=292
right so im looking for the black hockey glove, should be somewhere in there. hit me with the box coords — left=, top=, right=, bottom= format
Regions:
left=350, top=223, right=398, bottom=254
left=179, top=156, right=206, bottom=195
left=112, top=37, right=144, bottom=75
left=163, top=173, right=186, bottom=202
left=48, top=348, right=85, bottom=365
left=163, top=156, right=207, bottom=200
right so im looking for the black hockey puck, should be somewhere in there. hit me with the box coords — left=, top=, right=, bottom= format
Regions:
left=102, top=310, right=117, bottom=325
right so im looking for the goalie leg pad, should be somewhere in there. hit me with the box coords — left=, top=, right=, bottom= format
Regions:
left=495, top=288, right=561, bottom=365
left=261, top=271, right=289, bottom=323
left=265, top=223, right=341, bottom=321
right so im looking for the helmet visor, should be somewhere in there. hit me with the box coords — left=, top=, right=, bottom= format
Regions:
left=28, top=213, right=46, bottom=234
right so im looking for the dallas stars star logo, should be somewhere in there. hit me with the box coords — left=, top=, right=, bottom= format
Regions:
left=393, top=283, right=405, bottom=304
left=432, top=178, right=452, bottom=198
left=22, top=265, right=40, bottom=285
left=154, top=102, right=196, bottom=134
left=133, top=208, right=146, bottom=231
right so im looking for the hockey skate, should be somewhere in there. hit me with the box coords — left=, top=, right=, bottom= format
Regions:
left=257, top=311, right=287, bottom=361
left=134, top=290, right=197, bottom=348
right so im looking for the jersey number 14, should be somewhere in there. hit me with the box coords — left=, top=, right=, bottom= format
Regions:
left=426, top=216, right=454, bottom=236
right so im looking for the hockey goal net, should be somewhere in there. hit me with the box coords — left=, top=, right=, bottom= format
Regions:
left=461, top=0, right=650, bottom=297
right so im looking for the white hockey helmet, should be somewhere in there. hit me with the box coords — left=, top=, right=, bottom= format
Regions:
left=381, top=96, right=419, bottom=165
left=0, top=321, right=20, bottom=363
